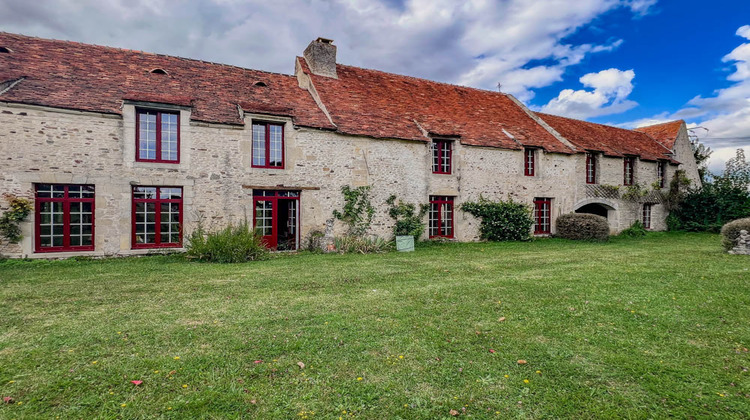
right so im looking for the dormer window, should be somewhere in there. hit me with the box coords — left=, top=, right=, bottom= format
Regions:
left=524, top=148, right=536, bottom=176
left=149, top=68, right=169, bottom=75
left=136, top=109, right=180, bottom=163
left=432, top=140, right=452, bottom=174
left=623, top=156, right=636, bottom=186
left=0, top=47, right=12, bottom=54
left=254, top=81, right=267, bottom=87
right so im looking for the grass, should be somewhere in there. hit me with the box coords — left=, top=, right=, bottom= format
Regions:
left=0, top=232, right=748, bottom=419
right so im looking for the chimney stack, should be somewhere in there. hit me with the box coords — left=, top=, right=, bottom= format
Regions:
left=303, top=37, right=337, bottom=78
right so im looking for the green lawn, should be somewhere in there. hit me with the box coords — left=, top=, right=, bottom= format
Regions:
left=0, top=232, right=748, bottom=419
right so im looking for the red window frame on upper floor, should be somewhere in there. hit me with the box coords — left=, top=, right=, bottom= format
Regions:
left=623, top=157, right=636, bottom=186
left=136, top=109, right=180, bottom=164
left=432, top=140, right=452, bottom=174
left=586, top=153, right=597, bottom=184
left=34, top=184, right=96, bottom=253
left=524, top=148, right=536, bottom=176
left=533, top=197, right=552, bottom=235
left=657, top=161, right=666, bottom=188
left=132, top=186, right=183, bottom=249
left=252, top=122, right=285, bottom=169
left=429, top=196, right=454, bottom=238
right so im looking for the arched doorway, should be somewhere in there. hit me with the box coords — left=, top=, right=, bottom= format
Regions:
left=575, top=203, right=609, bottom=218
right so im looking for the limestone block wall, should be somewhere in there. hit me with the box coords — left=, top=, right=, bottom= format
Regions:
left=1, top=101, right=681, bottom=258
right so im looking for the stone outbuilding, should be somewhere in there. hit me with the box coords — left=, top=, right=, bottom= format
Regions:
left=0, top=33, right=700, bottom=257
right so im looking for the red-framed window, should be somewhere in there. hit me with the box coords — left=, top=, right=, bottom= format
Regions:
left=432, top=140, right=452, bottom=174
left=657, top=161, right=666, bottom=188
left=642, top=204, right=652, bottom=229
left=429, top=196, right=454, bottom=238
left=533, top=197, right=552, bottom=235
left=136, top=109, right=180, bottom=163
left=252, top=122, right=284, bottom=169
left=524, top=148, right=536, bottom=176
left=132, top=186, right=183, bottom=249
left=623, top=157, right=635, bottom=186
left=34, top=184, right=95, bottom=253
left=586, top=153, right=597, bottom=184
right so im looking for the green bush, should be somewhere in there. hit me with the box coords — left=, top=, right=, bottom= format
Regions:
left=720, top=217, right=750, bottom=251
left=668, top=183, right=750, bottom=232
left=460, top=197, right=533, bottom=241
left=0, top=195, right=32, bottom=243
left=386, top=195, right=428, bottom=239
left=555, top=213, right=610, bottom=241
left=185, top=222, right=269, bottom=263
left=619, top=220, right=647, bottom=238
left=334, top=235, right=391, bottom=254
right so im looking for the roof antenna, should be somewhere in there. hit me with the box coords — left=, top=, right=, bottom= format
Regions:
left=496, top=82, right=503, bottom=92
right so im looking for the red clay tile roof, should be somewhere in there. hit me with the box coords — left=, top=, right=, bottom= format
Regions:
left=298, top=58, right=575, bottom=154
left=536, top=113, right=676, bottom=162
left=634, top=120, right=684, bottom=150
left=0, top=32, right=333, bottom=128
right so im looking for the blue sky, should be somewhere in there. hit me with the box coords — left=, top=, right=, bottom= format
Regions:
left=0, top=0, right=747, bottom=171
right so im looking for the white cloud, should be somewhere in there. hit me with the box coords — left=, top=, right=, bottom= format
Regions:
left=538, top=68, right=638, bottom=118
left=622, top=24, right=750, bottom=174
left=0, top=0, right=648, bottom=96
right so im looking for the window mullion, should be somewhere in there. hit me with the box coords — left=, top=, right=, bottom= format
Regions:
left=155, top=113, right=162, bottom=162
left=154, top=188, right=162, bottom=245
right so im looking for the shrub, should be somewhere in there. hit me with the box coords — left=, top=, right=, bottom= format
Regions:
left=555, top=213, right=610, bottom=241
left=185, top=222, right=269, bottom=263
left=332, top=185, right=375, bottom=237
left=460, top=197, right=533, bottom=241
left=619, top=220, right=647, bottom=238
left=333, top=235, right=391, bottom=254
left=720, top=217, right=750, bottom=251
left=0, top=195, right=32, bottom=243
left=386, top=195, right=428, bottom=239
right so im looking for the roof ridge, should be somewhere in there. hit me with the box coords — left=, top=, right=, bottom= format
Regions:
left=635, top=119, right=684, bottom=129
left=0, top=31, right=297, bottom=79
left=330, top=59, right=511, bottom=98
left=535, top=112, right=654, bottom=136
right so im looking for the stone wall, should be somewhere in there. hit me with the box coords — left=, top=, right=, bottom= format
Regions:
left=0, top=102, right=682, bottom=257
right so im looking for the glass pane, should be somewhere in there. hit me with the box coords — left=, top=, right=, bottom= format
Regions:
left=36, top=184, right=53, bottom=198
left=133, top=187, right=157, bottom=199
left=269, top=124, right=283, bottom=167
left=160, top=188, right=182, bottom=200
left=252, top=124, right=266, bottom=166
left=138, top=112, right=157, bottom=160
left=161, top=113, right=178, bottom=161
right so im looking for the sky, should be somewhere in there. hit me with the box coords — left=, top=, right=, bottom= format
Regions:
left=1, top=0, right=748, bottom=173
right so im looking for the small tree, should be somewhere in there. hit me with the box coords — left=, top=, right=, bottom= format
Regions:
left=461, top=197, right=533, bottom=241
left=386, top=195, right=428, bottom=239
left=332, top=185, right=375, bottom=237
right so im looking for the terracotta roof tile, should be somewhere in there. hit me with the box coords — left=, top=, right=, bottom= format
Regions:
left=536, top=113, right=676, bottom=162
left=634, top=120, right=684, bottom=149
left=298, top=58, right=574, bottom=153
left=0, top=32, right=334, bottom=129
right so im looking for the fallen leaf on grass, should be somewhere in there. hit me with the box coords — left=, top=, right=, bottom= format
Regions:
left=489, top=349, right=496, bottom=353
left=3, top=397, right=14, bottom=404
left=297, top=362, right=305, bottom=369
left=449, top=408, right=460, bottom=416
left=130, top=380, right=143, bottom=386
left=517, top=360, right=527, bottom=365
left=498, top=317, right=506, bottom=322
left=254, top=360, right=263, bottom=364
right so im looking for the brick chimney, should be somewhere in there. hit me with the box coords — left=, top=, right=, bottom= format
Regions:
left=303, top=37, right=337, bottom=78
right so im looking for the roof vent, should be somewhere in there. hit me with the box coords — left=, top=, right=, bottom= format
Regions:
left=0, top=47, right=12, bottom=54
left=149, top=68, right=169, bottom=75
left=254, top=81, right=267, bottom=87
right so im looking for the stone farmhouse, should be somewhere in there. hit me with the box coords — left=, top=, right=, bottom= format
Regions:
left=0, top=33, right=700, bottom=257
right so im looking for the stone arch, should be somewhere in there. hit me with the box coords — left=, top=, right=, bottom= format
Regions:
left=573, top=198, right=618, bottom=228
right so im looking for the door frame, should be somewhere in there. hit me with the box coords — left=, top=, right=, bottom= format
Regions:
left=252, top=190, right=300, bottom=250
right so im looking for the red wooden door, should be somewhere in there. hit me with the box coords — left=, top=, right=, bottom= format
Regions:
left=253, top=197, right=276, bottom=249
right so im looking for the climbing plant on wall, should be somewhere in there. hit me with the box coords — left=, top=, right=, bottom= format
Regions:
left=332, top=185, right=375, bottom=237
left=0, top=195, right=32, bottom=243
